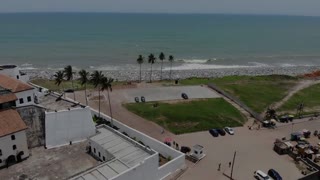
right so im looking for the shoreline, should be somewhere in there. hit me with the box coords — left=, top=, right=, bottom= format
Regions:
left=24, top=66, right=320, bottom=82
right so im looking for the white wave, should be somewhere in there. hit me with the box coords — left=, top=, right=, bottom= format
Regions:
left=179, top=59, right=214, bottom=64
left=248, top=62, right=270, bottom=67
left=163, top=64, right=253, bottom=71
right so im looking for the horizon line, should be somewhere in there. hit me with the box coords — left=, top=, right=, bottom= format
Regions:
left=0, top=11, right=319, bottom=18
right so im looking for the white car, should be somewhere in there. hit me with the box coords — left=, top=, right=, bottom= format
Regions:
left=224, top=127, right=234, bottom=135
left=254, top=170, right=272, bottom=180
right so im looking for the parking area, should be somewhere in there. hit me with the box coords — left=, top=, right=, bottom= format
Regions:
left=121, top=85, right=220, bottom=103
left=0, top=141, right=100, bottom=180
left=175, top=119, right=320, bottom=180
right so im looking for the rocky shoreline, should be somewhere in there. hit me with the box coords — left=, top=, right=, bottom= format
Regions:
left=23, top=66, right=320, bottom=82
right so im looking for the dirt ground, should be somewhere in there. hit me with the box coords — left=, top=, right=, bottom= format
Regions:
left=0, top=141, right=100, bottom=180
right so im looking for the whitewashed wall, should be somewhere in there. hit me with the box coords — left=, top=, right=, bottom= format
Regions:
left=15, top=89, right=35, bottom=107
left=0, top=130, right=29, bottom=167
left=45, top=107, right=95, bottom=149
left=0, top=67, right=29, bottom=82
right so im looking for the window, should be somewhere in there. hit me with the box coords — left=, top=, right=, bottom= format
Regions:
left=16, top=75, right=19, bottom=79
left=13, top=145, right=17, bottom=150
left=103, top=156, right=106, bottom=161
left=19, top=98, right=24, bottom=104
left=94, top=148, right=96, bottom=153
left=27, top=96, right=32, bottom=102
left=11, top=135, right=15, bottom=140
left=0, top=149, right=2, bottom=156
left=0, top=159, right=2, bottom=163
left=99, top=152, right=101, bottom=157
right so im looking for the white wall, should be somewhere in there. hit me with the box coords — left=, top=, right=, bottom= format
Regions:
left=0, top=130, right=29, bottom=167
left=15, top=89, right=35, bottom=107
left=91, top=110, right=186, bottom=180
left=45, top=107, right=96, bottom=149
left=0, top=67, right=29, bottom=83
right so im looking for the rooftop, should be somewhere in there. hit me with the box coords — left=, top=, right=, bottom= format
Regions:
left=0, top=108, right=28, bottom=137
left=0, top=74, right=33, bottom=93
left=0, top=65, right=17, bottom=70
left=0, top=88, right=17, bottom=104
left=71, top=126, right=155, bottom=180
left=38, top=93, right=83, bottom=112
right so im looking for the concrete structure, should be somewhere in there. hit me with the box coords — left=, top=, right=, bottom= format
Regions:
left=0, top=109, right=29, bottom=168
left=45, top=106, right=96, bottom=149
left=0, top=65, right=29, bottom=82
left=0, top=74, right=35, bottom=107
left=71, top=124, right=185, bottom=180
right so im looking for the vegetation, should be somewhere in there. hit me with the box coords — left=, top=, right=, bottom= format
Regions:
left=100, top=76, right=114, bottom=126
left=124, top=98, right=246, bottom=134
left=178, top=75, right=298, bottom=113
left=168, top=55, right=174, bottom=80
left=90, top=70, right=105, bottom=117
left=159, top=52, right=165, bottom=80
left=137, top=55, right=144, bottom=82
left=278, top=83, right=320, bottom=113
left=64, top=65, right=76, bottom=100
left=78, top=69, right=90, bottom=105
left=148, top=53, right=156, bottom=83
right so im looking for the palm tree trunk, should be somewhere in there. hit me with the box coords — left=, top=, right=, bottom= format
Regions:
left=85, top=83, right=88, bottom=105
left=170, top=61, right=173, bottom=80
left=139, top=64, right=142, bottom=83
left=107, top=89, right=113, bottom=127
left=160, top=60, right=163, bottom=80
left=72, top=78, right=76, bottom=101
left=150, top=64, right=153, bottom=83
left=98, top=88, right=101, bottom=117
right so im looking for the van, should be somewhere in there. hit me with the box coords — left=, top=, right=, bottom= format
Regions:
left=254, top=170, right=271, bottom=180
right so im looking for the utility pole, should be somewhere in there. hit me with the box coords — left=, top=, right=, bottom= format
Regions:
left=230, top=151, right=236, bottom=179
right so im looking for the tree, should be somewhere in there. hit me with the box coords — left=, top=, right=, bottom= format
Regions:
left=54, top=71, right=64, bottom=92
left=148, top=53, right=156, bottom=83
left=79, top=69, right=89, bottom=105
left=168, top=55, right=174, bottom=80
left=90, top=70, right=104, bottom=117
left=159, top=52, right=165, bottom=80
left=100, top=76, right=114, bottom=127
left=64, top=65, right=76, bottom=101
left=137, top=55, right=144, bottom=82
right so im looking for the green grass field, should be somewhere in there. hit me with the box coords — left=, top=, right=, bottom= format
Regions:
left=124, top=98, right=246, bottom=134
left=178, top=75, right=298, bottom=113
left=278, top=83, right=320, bottom=113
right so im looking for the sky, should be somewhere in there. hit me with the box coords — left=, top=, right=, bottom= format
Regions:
left=0, top=0, right=320, bottom=16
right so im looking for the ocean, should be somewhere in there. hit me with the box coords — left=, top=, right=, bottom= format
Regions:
left=0, top=13, right=320, bottom=71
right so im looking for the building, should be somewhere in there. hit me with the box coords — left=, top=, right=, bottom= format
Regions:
left=0, top=108, right=29, bottom=168
left=0, top=74, right=35, bottom=107
left=70, top=124, right=185, bottom=180
left=0, top=65, right=29, bottom=82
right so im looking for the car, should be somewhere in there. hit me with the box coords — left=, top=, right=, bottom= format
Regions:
left=181, top=93, right=188, bottom=99
left=254, top=170, right=271, bottom=180
left=209, top=129, right=219, bottom=137
left=217, top=129, right=226, bottom=136
left=134, top=97, right=139, bottom=103
left=268, top=169, right=282, bottom=180
left=141, top=96, right=146, bottom=102
left=224, top=127, right=234, bottom=135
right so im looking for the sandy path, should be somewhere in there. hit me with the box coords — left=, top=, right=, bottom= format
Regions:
left=272, top=79, right=320, bottom=110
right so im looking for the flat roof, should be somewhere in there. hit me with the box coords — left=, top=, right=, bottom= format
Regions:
left=39, top=94, right=83, bottom=112
left=71, top=126, right=154, bottom=180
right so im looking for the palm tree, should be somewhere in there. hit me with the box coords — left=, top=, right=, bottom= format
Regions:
left=54, top=71, right=64, bottom=93
left=79, top=69, right=89, bottom=105
left=148, top=53, right=156, bottom=83
left=169, top=55, right=174, bottom=80
left=90, top=70, right=104, bottom=117
left=137, top=55, right=144, bottom=82
left=64, top=65, right=76, bottom=101
left=100, top=76, right=114, bottom=127
left=159, top=52, right=165, bottom=80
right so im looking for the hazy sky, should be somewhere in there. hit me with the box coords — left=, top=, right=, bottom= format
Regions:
left=0, top=0, right=320, bottom=16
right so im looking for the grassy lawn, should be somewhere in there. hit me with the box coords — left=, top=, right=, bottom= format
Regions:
left=178, top=75, right=298, bottom=113
left=124, top=98, right=246, bottom=134
left=278, top=83, right=320, bottom=113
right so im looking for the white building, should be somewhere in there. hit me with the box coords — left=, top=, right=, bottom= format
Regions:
left=0, top=65, right=29, bottom=82
left=70, top=124, right=185, bottom=180
left=0, top=109, right=30, bottom=168
left=0, top=74, right=35, bottom=107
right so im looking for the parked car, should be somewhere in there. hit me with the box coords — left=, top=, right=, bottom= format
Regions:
left=217, top=129, right=226, bottom=136
left=141, top=96, right=146, bottom=102
left=254, top=170, right=271, bottom=180
left=181, top=93, right=188, bottom=99
left=268, top=169, right=282, bottom=180
left=134, top=97, right=139, bottom=103
left=209, top=129, right=219, bottom=137
left=224, top=127, right=234, bottom=135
